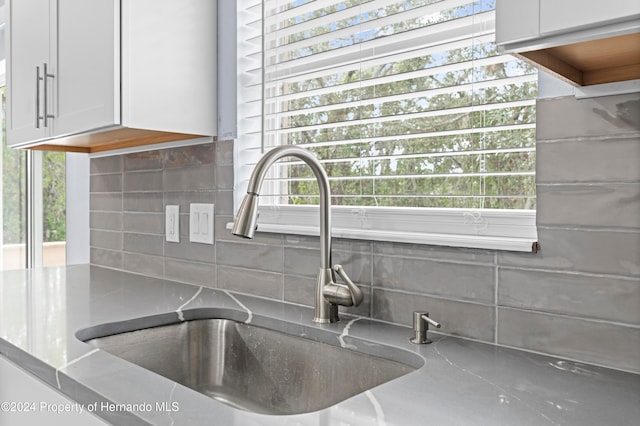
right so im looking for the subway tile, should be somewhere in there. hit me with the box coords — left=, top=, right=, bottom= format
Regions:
left=164, top=239, right=216, bottom=264
left=90, top=248, right=123, bottom=270
left=216, top=241, right=283, bottom=273
left=333, top=250, right=371, bottom=284
left=215, top=140, right=234, bottom=166
left=122, top=253, right=164, bottom=279
left=373, top=241, right=495, bottom=264
left=215, top=165, right=234, bottom=190
left=90, top=193, right=122, bottom=212
left=214, top=215, right=236, bottom=242
left=536, top=93, right=640, bottom=141
left=164, top=143, right=214, bottom=168
left=123, top=170, right=163, bottom=192
left=498, top=308, right=640, bottom=374
left=372, top=255, right=495, bottom=303
left=164, top=258, right=217, bottom=287
left=537, top=183, right=640, bottom=229
left=498, top=228, right=640, bottom=277
left=215, top=190, right=234, bottom=215
left=123, top=233, right=164, bottom=256
left=90, top=174, right=122, bottom=193
left=123, top=213, right=164, bottom=235
left=90, top=230, right=122, bottom=251
left=217, top=266, right=283, bottom=299
left=283, top=275, right=316, bottom=307
left=372, top=289, right=495, bottom=342
left=281, top=247, right=317, bottom=277
left=90, top=212, right=123, bottom=231
left=164, top=191, right=215, bottom=212
left=284, top=247, right=371, bottom=284
left=498, top=269, right=640, bottom=325
left=123, top=151, right=162, bottom=171
left=123, top=192, right=164, bottom=213
left=537, top=137, right=640, bottom=183
left=163, top=164, right=216, bottom=191
left=90, top=156, right=122, bottom=174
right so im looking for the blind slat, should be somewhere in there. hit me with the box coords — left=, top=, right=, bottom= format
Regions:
left=272, top=147, right=536, bottom=167
left=267, top=0, right=476, bottom=52
left=267, top=74, right=538, bottom=119
left=264, top=124, right=536, bottom=150
left=264, top=99, right=536, bottom=134
left=265, top=12, right=496, bottom=80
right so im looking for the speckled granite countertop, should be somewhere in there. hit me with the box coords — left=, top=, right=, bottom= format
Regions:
left=0, top=265, right=638, bottom=425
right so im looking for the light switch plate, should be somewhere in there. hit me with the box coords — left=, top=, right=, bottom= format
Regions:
left=165, top=205, right=180, bottom=242
left=189, top=203, right=214, bottom=244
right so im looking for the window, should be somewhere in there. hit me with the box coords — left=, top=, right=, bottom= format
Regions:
left=236, top=0, right=538, bottom=251
left=0, top=20, right=66, bottom=270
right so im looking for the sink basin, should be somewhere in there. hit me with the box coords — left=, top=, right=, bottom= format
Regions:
left=85, top=319, right=416, bottom=415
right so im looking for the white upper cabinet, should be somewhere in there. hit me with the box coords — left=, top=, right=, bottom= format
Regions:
left=495, top=0, right=640, bottom=87
left=539, top=0, right=640, bottom=36
left=55, top=0, right=119, bottom=140
left=6, top=0, right=217, bottom=153
left=6, top=0, right=50, bottom=144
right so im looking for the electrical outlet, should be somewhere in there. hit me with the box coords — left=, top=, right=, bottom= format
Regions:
left=189, top=203, right=214, bottom=244
left=165, top=205, right=180, bottom=242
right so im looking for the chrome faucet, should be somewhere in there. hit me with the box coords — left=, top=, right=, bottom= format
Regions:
left=232, top=146, right=363, bottom=323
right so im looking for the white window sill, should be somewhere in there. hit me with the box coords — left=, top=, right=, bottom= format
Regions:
left=226, top=206, right=538, bottom=252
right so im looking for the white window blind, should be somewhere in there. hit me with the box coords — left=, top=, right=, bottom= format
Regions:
left=236, top=0, right=539, bottom=252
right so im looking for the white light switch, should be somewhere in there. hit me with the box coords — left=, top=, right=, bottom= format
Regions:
left=165, top=205, right=180, bottom=242
left=189, top=203, right=214, bottom=244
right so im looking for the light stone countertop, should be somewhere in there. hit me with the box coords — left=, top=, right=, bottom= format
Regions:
left=0, top=265, right=638, bottom=425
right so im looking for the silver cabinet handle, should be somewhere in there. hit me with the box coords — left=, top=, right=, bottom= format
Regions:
left=43, top=63, right=55, bottom=127
left=35, top=66, right=43, bottom=128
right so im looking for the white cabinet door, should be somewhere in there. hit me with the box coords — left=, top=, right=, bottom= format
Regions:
left=122, top=0, right=217, bottom=135
left=539, top=0, right=640, bottom=35
left=6, top=0, right=51, bottom=146
left=495, top=0, right=539, bottom=44
left=0, top=356, right=108, bottom=426
left=54, top=0, right=120, bottom=138
left=6, top=0, right=217, bottom=151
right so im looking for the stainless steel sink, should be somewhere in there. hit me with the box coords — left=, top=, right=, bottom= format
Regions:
left=85, top=319, right=416, bottom=415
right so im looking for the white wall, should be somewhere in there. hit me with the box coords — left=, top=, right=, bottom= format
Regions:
left=65, top=153, right=89, bottom=264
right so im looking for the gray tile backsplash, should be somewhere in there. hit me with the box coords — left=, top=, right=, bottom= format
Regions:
left=90, top=93, right=640, bottom=373
left=498, top=308, right=640, bottom=374
left=372, top=289, right=496, bottom=342
left=498, top=268, right=640, bottom=324
left=372, top=255, right=495, bottom=303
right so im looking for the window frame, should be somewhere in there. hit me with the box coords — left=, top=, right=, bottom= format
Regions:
left=234, top=0, right=538, bottom=252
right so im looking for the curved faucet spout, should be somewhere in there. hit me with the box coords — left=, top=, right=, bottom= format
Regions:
left=232, top=146, right=361, bottom=323
left=232, top=145, right=332, bottom=270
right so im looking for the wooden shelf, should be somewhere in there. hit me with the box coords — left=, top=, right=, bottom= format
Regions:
left=517, top=32, right=640, bottom=86
left=23, top=128, right=211, bottom=153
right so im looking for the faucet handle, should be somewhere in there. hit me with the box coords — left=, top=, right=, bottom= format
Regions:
left=322, top=265, right=364, bottom=307
left=333, top=265, right=364, bottom=306
left=410, top=311, right=441, bottom=344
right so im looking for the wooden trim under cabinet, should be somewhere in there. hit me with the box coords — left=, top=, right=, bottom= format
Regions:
left=22, top=128, right=215, bottom=153
left=517, top=33, right=640, bottom=86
